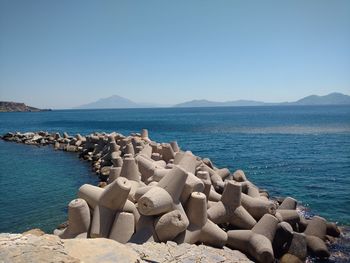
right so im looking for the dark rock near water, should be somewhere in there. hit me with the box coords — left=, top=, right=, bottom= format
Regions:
left=0, top=101, right=51, bottom=112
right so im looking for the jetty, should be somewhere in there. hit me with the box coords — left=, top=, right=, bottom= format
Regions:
left=1, top=130, right=342, bottom=263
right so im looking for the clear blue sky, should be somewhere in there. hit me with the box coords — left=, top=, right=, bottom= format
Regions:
left=0, top=0, right=349, bottom=109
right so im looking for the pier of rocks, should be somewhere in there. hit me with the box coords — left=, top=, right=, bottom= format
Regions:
left=1, top=130, right=342, bottom=263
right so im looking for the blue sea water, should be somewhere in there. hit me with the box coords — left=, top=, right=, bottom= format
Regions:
left=0, top=106, right=349, bottom=257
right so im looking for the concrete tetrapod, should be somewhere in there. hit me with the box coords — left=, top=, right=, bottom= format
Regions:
left=138, top=165, right=189, bottom=216
left=207, top=181, right=257, bottom=229
left=161, top=143, right=175, bottom=163
left=109, top=211, right=135, bottom=243
left=272, top=221, right=294, bottom=258
left=120, top=156, right=143, bottom=201
left=141, top=128, right=151, bottom=143
left=233, top=169, right=247, bottom=182
left=227, top=214, right=279, bottom=263
left=303, top=216, right=330, bottom=258
left=135, top=154, right=159, bottom=182
left=90, top=177, right=131, bottom=238
left=78, top=182, right=140, bottom=227
left=54, top=198, right=91, bottom=239
left=176, top=151, right=197, bottom=174
left=108, top=166, right=121, bottom=184
left=241, top=193, right=277, bottom=220
left=198, top=163, right=225, bottom=192
left=180, top=172, right=204, bottom=203
left=154, top=210, right=189, bottom=242
left=196, top=170, right=222, bottom=202
left=170, top=141, right=180, bottom=153
left=279, top=197, right=298, bottom=210
left=175, top=192, right=227, bottom=248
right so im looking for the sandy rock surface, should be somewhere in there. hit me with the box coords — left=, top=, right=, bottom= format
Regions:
left=0, top=233, right=252, bottom=263
left=0, top=233, right=140, bottom=263
left=128, top=241, right=253, bottom=263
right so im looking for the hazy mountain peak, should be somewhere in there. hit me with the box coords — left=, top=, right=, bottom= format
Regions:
left=77, top=95, right=163, bottom=109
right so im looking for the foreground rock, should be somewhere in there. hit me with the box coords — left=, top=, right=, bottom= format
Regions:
left=129, top=241, right=252, bottom=262
left=0, top=233, right=252, bottom=263
left=0, top=233, right=139, bottom=263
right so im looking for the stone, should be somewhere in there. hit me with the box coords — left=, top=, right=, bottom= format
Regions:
left=128, top=241, right=253, bottom=263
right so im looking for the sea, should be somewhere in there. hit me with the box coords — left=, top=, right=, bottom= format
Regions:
left=0, top=105, right=349, bottom=261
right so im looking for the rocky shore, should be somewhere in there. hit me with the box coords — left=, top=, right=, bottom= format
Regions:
left=1, top=130, right=343, bottom=263
left=0, top=231, right=252, bottom=263
left=0, top=101, right=51, bottom=112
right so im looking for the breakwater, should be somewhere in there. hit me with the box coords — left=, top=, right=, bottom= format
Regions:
left=1, top=130, right=343, bottom=263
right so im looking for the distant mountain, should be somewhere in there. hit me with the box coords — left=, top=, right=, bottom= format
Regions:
left=0, top=101, right=51, bottom=112
left=174, top=92, right=350, bottom=107
left=76, top=92, right=350, bottom=109
left=77, top=95, right=161, bottom=109
left=290, top=92, right=350, bottom=105
left=174, top=99, right=267, bottom=108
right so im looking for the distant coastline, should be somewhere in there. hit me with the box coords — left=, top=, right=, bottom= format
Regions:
left=76, top=92, right=350, bottom=109
left=0, top=101, right=51, bottom=112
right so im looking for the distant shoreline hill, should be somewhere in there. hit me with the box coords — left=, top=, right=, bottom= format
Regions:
left=76, top=95, right=166, bottom=109
left=76, top=92, right=350, bottom=109
left=0, top=101, right=51, bottom=112
left=174, top=92, right=350, bottom=108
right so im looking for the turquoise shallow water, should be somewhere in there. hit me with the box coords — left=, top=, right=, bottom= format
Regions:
left=0, top=105, right=349, bottom=259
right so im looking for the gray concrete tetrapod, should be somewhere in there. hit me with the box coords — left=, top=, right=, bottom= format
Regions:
left=138, top=144, right=153, bottom=158
left=90, top=177, right=131, bottom=238
left=154, top=210, right=189, bottom=242
left=272, top=221, right=294, bottom=258
left=109, top=211, right=135, bottom=243
left=108, top=166, right=121, bottom=184
left=303, top=216, right=330, bottom=258
left=279, top=197, right=297, bottom=210
left=196, top=170, right=222, bottom=204
left=120, top=157, right=141, bottom=182
left=78, top=183, right=140, bottom=226
left=241, top=193, right=277, bottom=220
left=170, top=141, right=180, bottom=153
left=227, top=214, right=279, bottom=263
left=129, top=215, right=156, bottom=244
left=124, top=143, right=135, bottom=156
left=215, top=168, right=231, bottom=180
left=138, top=165, right=189, bottom=216
left=198, top=164, right=225, bottom=192
left=196, top=170, right=212, bottom=201
left=135, top=154, right=159, bottom=182
left=207, top=181, right=256, bottom=229
left=54, top=198, right=91, bottom=239
left=180, top=172, right=205, bottom=203
left=175, top=192, right=227, bottom=248
left=161, top=143, right=175, bottom=163
left=233, top=169, right=247, bottom=182
left=141, top=129, right=151, bottom=143
left=175, top=151, right=197, bottom=174
left=275, top=209, right=300, bottom=226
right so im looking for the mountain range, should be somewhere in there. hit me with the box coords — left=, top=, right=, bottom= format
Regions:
left=77, top=92, right=350, bottom=109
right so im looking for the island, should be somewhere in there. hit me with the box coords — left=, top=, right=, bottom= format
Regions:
left=0, top=101, right=51, bottom=112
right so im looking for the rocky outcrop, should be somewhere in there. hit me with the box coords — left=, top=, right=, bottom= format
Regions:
left=0, top=233, right=140, bottom=263
left=0, top=233, right=252, bottom=263
left=129, top=241, right=252, bottom=262
left=0, top=101, right=50, bottom=112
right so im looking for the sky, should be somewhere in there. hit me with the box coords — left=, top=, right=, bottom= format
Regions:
left=0, top=0, right=349, bottom=109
